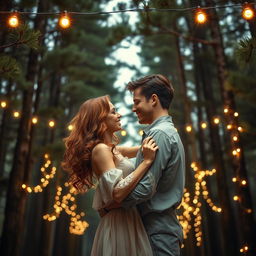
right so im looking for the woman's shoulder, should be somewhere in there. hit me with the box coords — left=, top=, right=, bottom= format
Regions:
left=92, top=143, right=112, bottom=159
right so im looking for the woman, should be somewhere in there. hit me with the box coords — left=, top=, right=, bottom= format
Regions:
left=62, top=95, right=157, bottom=256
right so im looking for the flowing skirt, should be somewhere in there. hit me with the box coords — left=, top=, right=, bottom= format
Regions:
left=91, top=207, right=153, bottom=256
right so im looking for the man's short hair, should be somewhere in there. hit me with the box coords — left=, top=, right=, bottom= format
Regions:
left=127, top=74, right=174, bottom=109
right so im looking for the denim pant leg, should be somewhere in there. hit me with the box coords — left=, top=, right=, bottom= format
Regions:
left=149, top=233, right=181, bottom=256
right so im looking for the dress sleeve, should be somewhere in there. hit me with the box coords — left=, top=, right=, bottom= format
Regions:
left=92, top=168, right=123, bottom=210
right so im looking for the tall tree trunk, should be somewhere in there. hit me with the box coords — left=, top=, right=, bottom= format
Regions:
left=205, top=1, right=256, bottom=254
left=0, top=81, right=12, bottom=178
left=0, top=0, right=48, bottom=254
left=173, top=25, right=205, bottom=256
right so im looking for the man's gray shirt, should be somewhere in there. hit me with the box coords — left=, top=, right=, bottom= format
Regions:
left=122, top=115, right=185, bottom=243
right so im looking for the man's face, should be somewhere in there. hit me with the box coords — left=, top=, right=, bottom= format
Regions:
left=132, top=87, right=153, bottom=124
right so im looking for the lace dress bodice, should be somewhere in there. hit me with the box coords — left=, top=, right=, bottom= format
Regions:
left=92, top=156, right=134, bottom=210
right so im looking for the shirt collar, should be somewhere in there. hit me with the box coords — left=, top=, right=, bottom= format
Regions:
left=143, top=115, right=173, bottom=137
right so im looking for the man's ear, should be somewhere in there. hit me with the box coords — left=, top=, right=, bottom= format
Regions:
left=151, top=94, right=158, bottom=107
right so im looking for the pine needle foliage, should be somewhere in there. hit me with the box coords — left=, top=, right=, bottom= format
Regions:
left=235, top=36, right=256, bottom=65
left=0, top=55, right=20, bottom=79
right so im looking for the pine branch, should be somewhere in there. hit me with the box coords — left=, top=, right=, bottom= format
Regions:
left=0, top=24, right=41, bottom=50
left=0, top=55, right=20, bottom=79
left=235, top=37, right=256, bottom=65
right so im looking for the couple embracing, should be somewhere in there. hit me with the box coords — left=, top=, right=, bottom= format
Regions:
left=62, top=74, right=185, bottom=256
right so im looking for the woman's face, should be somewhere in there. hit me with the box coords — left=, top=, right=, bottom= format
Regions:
left=105, top=102, right=122, bottom=132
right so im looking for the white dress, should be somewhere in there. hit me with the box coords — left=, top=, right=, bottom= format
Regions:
left=91, top=156, right=153, bottom=256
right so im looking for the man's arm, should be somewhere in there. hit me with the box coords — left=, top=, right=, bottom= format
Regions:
left=121, top=130, right=172, bottom=208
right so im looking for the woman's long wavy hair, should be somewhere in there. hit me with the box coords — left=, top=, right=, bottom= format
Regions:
left=62, top=95, right=117, bottom=193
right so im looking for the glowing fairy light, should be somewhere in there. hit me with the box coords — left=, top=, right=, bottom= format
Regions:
left=238, top=126, right=243, bottom=132
left=32, top=117, right=38, bottom=124
left=241, top=180, right=247, bottom=186
left=48, top=120, right=55, bottom=128
left=232, top=177, right=237, bottom=182
left=8, top=13, right=19, bottom=28
left=121, top=130, right=127, bottom=136
left=201, top=122, right=207, bottom=129
left=242, top=6, right=255, bottom=20
left=186, top=125, right=192, bottom=132
left=233, top=195, right=239, bottom=201
left=13, top=111, right=20, bottom=118
left=213, top=117, right=220, bottom=124
left=68, top=124, right=73, bottom=131
left=59, top=11, right=71, bottom=29
left=233, top=136, right=238, bottom=141
left=195, top=9, right=207, bottom=24
left=1, top=101, right=7, bottom=108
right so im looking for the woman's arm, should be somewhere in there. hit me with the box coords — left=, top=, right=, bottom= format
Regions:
left=92, top=138, right=158, bottom=204
left=116, top=146, right=140, bottom=158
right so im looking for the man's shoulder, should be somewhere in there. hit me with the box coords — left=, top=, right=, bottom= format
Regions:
left=149, top=123, right=177, bottom=138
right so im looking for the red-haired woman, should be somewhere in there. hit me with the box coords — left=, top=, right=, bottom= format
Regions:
left=62, top=95, right=157, bottom=256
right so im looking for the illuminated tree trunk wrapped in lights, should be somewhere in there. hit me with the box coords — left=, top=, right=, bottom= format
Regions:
left=205, top=0, right=256, bottom=254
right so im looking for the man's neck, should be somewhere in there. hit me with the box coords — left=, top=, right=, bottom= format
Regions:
left=150, top=109, right=169, bottom=124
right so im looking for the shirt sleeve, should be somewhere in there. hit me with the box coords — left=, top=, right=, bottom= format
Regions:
left=121, top=129, right=172, bottom=208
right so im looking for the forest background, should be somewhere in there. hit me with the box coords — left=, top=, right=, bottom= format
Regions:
left=0, top=0, right=256, bottom=255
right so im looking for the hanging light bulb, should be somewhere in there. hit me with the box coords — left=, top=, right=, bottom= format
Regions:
left=242, top=4, right=255, bottom=20
left=59, top=11, right=71, bottom=29
left=8, top=12, right=19, bottom=28
left=195, top=8, right=207, bottom=24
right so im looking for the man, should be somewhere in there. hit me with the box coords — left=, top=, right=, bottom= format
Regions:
left=122, top=74, right=185, bottom=256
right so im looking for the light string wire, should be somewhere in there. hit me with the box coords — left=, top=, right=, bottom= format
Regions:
left=0, top=3, right=252, bottom=16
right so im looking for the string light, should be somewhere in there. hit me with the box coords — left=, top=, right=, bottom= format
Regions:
left=240, top=245, right=249, bottom=253
left=224, top=108, right=229, bottom=114
left=1, top=101, right=7, bottom=108
left=8, top=12, right=19, bottom=28
left=178, top=162, right=221, bottom=246
left=238, top=126, right=243, bottom=132
left=233, top=195, right=239, bottom=201
left=48, top=120, right=55, bottom=128
left=32, top=117, right=38, bottom=124
left=241, top=180, right=247, bottom=186
left=233, top=136, right=238, bottom=141
left=59, top=11, right=71, bottom=29
left=242, top=4, right=255, bottom=20
left=186, top=125, right=192, bottom=132
left=1, top=3, right=251, bottom=31
left=195, top=8, right=207, bottom=24
left=213, top=117, right=220, bottom=124
left=13, top=111, right=20, bottom=118
left=201, top=122, right=207, bottom=129
left=121, top=130, right=127, bottom=136
left=234, top=112, right=239, bottom=117
left=68, top=124, right=73, bottom=131
left=232, top=177, right=237, bottom=182
left=43, top=185, right=89, bottom=235
left=227, top=124, right=233, bottom=130
left=21, top=153, right=57, bottom=193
